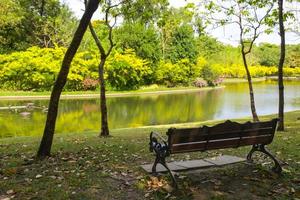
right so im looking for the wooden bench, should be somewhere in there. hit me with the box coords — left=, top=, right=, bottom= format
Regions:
left=149, top=118, right=282, bottom=187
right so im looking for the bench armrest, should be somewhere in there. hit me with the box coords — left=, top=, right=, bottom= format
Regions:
left=150, top=131, right=167, bottom=143
left=149, top=132, right=170, bottom=156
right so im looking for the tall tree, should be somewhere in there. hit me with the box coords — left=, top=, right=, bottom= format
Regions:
left=0, top=0, right=26, bottom=53
left=121, top=0, right=169, bottom=24
left=86, top=0, right=123, bottom=137
left=115, top=22, right=162, bottom=64
left=277, top=0, right=285, bottom=131
left=37, top=0, right=99, bottom=158
left=0, top=0, right=77, bottom=52
left=204, top=0, right=275, bottom=122
left=158, top=4, right=197, bottom=61
left=166, top=24, right=198, bottom=63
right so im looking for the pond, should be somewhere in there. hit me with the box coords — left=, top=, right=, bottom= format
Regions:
left=0, top=80, right=300, bottom=138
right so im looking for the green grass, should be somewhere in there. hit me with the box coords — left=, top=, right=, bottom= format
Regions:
left=0, top=111, right=300, bottom=199
left=0, top=77, right=266, bottom=98
left=0, top=85, right=226, bottom=101
left=223, top=77, right=267, bottom=83
left=0, top=85, right=210, bottom=97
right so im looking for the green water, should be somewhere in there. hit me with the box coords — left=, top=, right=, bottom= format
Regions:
left=0, top=81, right=300, bottom=138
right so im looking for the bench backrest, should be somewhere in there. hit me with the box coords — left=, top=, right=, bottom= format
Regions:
left=167, top=119, right=278, bottom=154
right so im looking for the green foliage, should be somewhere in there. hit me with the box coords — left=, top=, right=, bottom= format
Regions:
left=196, top=35, right=224, bottom=59
left=0, top=0, right=77, bottom=53
left=115, top=22, right=162, bottom=65
left=1, top=45, right=299, bottom=92
left=0, top=47, right=62, bottom=90
left=0, top=47, right=98, bottom=91
left=0, top=0, right=299, bottom=94
left=106, top=49, right=152, bottom=90
left=156, top=58, right=201, bottom=87
left=120, top=0, right=169, bottom=23
left=218, top=64, right=300, bottom=78
left=0, top=0, right=27, bottom=53
left=200, top=64, right=222, bottom=86
left=253, top=43, right=280, bottom=66
left=286, top=44, right=300, bottom=68
left=66, top=51, right=98, bottom=91
left=166, top=24, right=198, bottom=63
left=81, top=20, right=110, bottom=52
left=156, top=61, right=189, bottom=87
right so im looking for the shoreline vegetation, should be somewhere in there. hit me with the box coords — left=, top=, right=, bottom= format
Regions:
left=0, top=110, right=299, bottom=199
left=0, top=85, right=225, bottom=100
left=0, top=77, right=293, bottom=100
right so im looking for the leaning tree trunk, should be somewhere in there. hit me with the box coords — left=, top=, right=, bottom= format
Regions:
left=242, top=52, right=260, bottom=122
left=277, top=0, right=285, bottom=131
left=99, top=57, right=110, bottom=137
left=37, top=0, right=99, bottom=158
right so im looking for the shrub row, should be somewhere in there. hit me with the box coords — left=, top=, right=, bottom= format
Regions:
left=0, top=47, right=299, bottom=91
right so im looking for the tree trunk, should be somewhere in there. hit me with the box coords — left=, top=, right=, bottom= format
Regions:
left=87, top=13, right=111, bottom=137
left=37, top=0, right=99, bottom=158
left=99, top=57, right=110, bottom=137
left=277, top=0, right=285, bottom=131
left=242, top=51, right=259, bottom=122
left=40, top=0, right=45, bottom=17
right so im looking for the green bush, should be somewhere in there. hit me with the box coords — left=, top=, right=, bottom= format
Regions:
left=0, top=46, right=299, bottom=92
left=66, top=51, right=98, bottom=90
left=0, top=47, right=62, bottom=90
left=0, top=47, right=98, bottom=91
left=156, top=60, right=188, bottom=87
left=219, top=64, right=278, bottom=78
left=200, top=64, right=222, bottom=86
left=156, top=58, right=204, bottom=87
left=106, top=49, right=152, bottom=90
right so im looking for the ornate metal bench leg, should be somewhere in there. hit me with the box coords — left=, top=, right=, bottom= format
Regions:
left=152, top=156, right=159, bottom=175
left=160, top=160, right=178, bottom=189
left=247, top=144, right=259, bottom=162
left=151, top=155, right=178, bottom=188
left=258, top=145, right=282, bottom=173
left=150, top=132, right=177, bottom=187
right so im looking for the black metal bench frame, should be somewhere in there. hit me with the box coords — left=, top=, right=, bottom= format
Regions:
left=149, top=119, right=282, bottom=187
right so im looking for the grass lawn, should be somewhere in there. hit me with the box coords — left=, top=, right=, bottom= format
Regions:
left=0, top=85, right=205, bottom=97
left=222, top=77, right=267, bottom=83
left=0, top=111, right=299, bottom=199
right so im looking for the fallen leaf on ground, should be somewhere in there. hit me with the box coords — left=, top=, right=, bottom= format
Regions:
left=162, top=184, right=173, bottom=193
left=35, top=174, right=42, bottom=179
left=6, top=190, right=14, bottom=195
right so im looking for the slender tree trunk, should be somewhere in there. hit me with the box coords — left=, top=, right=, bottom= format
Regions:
left=40, top=0, right=45, bottom=17
left=87, top=17, right=110, bottom=137
left=87, top=1, right=117, bottom=137
left=242, top=51, right=259, bottom=122
left=99, top=57, right=110, bottom=137
left=161, top=29, right=165, bottom=60
left=37, top=0, right=99, bottom=158
left=278, top=0, right=285, bottom=131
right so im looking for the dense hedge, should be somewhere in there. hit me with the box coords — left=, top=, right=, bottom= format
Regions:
left=0, top=47, right=99, bottom=91
left=106, top=49, right=152, bottom=90
left=0, top=47, right=299, bottom=91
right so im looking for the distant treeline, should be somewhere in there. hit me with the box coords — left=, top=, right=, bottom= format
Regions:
left=0, top=0, right=299, bottom=91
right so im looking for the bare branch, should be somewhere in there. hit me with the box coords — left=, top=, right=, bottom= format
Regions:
left=106, top=16, right=117, bottom=57
left=84, top=0, right=124, bottom=57
left=84, top=0, right=106, bottom=56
